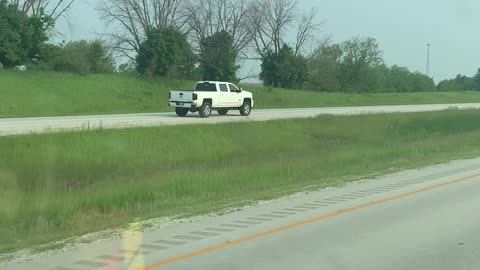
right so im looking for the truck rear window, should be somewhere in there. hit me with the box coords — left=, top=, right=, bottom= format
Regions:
left=195, top=82, right=217, bottom=91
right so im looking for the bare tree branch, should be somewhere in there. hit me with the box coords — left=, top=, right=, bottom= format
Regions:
left=246, top=0, right=320, bottom=59
left=294, top=9, right=322, bottom=56
left=9, top=0, right=77, bottom=21
left=306, top=34, right=332, bottom=61
left=184, top=0, right=253, bottom=60
left=98, top=0, right=188, bottom=59
left=246, top=0, right=295, bottom=57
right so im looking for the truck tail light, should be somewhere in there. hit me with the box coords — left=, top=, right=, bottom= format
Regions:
left=192, top=93, right=198, bottom=100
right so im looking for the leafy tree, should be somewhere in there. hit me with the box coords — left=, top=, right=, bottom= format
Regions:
left=0, top=0, right=52, bottom=67
left=410, top=71, right=435, bottom=92
left=200, top=31, right=238, bottom=81
left=136, top=27, right=195, bottom=78
left=29, top=42, right=63, bottom=70
left=437, top=75, right=474, bottom=92
left=52, top=40, right=114, bottom=74
left=87, top=41, right=115, bottom=73
left=306, top=43, right=343, bottom=91
left=261, top=45, right=308, bottom=88
left=383, top=65, right=410, bottom=92
left=362, top=64, right=387, bottom=92
left=339, top=37, right=383, bottom=92
left=305, top=37, right=435, bottom=93
left=437, top=68, right=480, bottom=92
left=383, top=65, right=434, bottom=92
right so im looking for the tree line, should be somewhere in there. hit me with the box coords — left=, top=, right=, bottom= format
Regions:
left=437, top=70, right=480, bottom=92
left=300, top=38, right=435, bottom=93
left=0, top=0, right=476, bottom=93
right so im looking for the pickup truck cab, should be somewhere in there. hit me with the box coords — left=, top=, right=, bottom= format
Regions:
left=169, top=81, right=254, bottom=118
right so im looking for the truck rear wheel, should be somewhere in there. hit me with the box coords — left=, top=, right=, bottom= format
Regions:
left=240, top=101, right=251, bottom=116
left=175, top=107, right=188, bottom=117
left=218, top=109, right=228, bottom=115
left=199, top=102, right=212, bottom=118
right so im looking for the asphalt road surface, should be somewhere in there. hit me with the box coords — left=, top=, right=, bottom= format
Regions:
left=3, top=157, right=480, bottom=270
left=1, top=103, right=480, bottom=136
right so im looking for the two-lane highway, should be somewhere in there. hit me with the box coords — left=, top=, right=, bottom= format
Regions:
left=1, top=103, right=480, bottom=136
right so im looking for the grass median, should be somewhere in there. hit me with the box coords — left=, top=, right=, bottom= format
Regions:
left=2, top=71, right=480, bottom=118
left=1, top=110, right=480, bottom=252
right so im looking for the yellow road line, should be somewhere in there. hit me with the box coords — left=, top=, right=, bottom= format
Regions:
left=136, top=172, right=480, bottom=270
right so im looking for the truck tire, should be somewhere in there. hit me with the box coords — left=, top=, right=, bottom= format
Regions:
left=239, top=101, right=251, bottom=116
left=175, top=107, right=188, bottom=117
left=218, top=109, right=228, bottom=115
left=199, top=102, right=212, bottom=118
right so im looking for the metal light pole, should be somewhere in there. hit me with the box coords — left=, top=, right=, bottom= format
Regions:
left=426, top=43, right=431, bottom=77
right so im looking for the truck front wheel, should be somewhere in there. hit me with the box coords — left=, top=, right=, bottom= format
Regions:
left=199, top=102, right=212, bottom=118
left=175, top=107, right=188, bottom=117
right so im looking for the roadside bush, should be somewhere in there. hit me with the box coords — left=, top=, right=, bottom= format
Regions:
left=437, top=69, right=480, bottom=92
left=117, top=62, right=136, bottom=75
left=52, top=40, right=115, bottom=75
left=261, top=45, right=308, bottom=88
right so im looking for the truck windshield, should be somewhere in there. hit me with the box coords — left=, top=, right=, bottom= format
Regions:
left=195, top=82, right=217, bottom=91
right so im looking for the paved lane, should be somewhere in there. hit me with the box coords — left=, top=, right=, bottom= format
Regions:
left=3, top=158, right=480, bottom=270
left=161, top=170, right=480, bottom=270
left=1, top=103, right=480, bottom=136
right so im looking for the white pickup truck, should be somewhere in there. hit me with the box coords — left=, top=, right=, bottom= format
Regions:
left=169, top=81, right=254, bottom=118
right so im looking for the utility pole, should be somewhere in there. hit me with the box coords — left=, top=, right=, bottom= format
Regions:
left=426, top=43, right=431, bottom=77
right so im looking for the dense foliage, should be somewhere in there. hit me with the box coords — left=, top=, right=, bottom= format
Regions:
left=50, top=40, right=114, bottom=74
left=199, top=31, right=238, bottom=82
left=304, top=37, right=435, bottom=93
left=261, top=45, right=308, bottom=89
left=437, top=69, right=480, bottom=92
left=0, top=0, right=52, bottom=67
left=136, top=27, right=195, bottom=78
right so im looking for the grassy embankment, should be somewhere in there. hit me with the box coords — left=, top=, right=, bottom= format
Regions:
left=1, top=110, right=480, bottom=252
left=1, top=71, right=480, bottom=118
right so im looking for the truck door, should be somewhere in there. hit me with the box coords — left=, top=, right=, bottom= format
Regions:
left=217, top=83, right=229, bottom=107
left=228, top=83, right=243, bottom=107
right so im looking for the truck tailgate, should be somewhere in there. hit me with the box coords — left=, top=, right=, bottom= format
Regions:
left=170, top=90, right=194, bottom=102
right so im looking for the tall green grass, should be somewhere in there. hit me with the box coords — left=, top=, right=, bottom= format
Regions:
left=1, top=71, right=480, bottom=118
left=1, top=110, right=480, bottom=252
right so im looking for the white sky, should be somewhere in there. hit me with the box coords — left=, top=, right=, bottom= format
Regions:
left=55, top=0, right=480, bottom=82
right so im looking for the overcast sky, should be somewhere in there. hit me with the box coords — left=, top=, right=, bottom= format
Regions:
left=56, top=0, right=480, bottom=82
